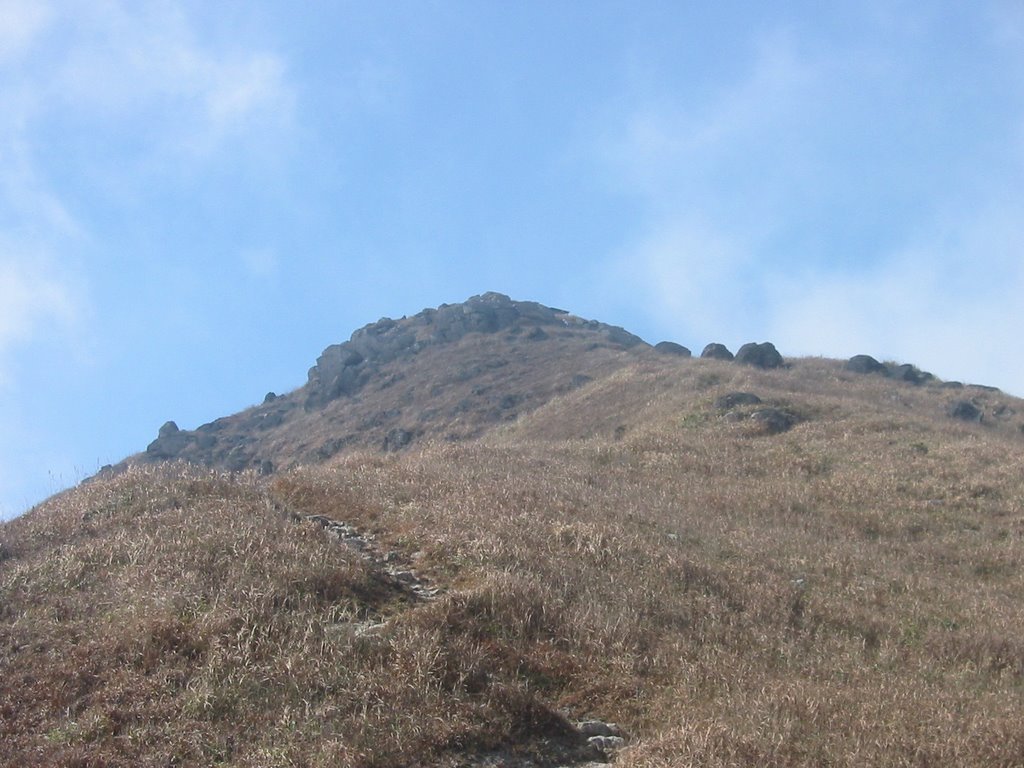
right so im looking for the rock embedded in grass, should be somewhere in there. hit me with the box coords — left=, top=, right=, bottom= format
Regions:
left=749, top=407, right=797, bottom=434
left=587, top=735, right=626, bottom=751
left=576, top=720, right=623, bottom=738
left=949, top=400, right=983, bottom=422
left=714, top=392, right=763, bottom=410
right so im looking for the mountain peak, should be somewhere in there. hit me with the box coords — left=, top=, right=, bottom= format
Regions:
left=131, top=293, right=650, bottom=475
left=306, top=292, right=643, bottom=408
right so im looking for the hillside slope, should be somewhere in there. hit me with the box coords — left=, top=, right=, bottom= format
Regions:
left=3, top=297, right=1024, bottom=767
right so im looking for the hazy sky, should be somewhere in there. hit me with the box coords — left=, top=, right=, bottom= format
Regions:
left=2, top=1, right=1023, bottom=518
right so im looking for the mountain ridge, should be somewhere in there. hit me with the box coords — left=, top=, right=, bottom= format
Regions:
left=123, top=291, right=1013, bottom=482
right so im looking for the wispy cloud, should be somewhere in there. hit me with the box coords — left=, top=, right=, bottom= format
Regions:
left=596, top=8, right=1024, bottom=393
left=600, top=216, right=758, bottom=345
left=50, top=2, right=293, bottom=158
left=0, top=1, right=295, bottom=382
left=240, top=247, right=279, bottom=280
left=0, top=0, right=53, bottom=62
left=0, top=246, right=81, bottom=387
left=767, top=200, right=1024, bottom=389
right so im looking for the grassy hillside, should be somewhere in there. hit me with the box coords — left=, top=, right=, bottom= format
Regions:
left=2, top=356, right=1023, bottom=766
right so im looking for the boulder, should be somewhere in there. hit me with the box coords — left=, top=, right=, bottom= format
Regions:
left=588, top=735, right=626, bottom=752
left=714, top=392, right=762, bottom=410
left=845, top=355, right=888, bottom=375
left=889, top=364, right=931, bottom=385
left=577, top=721, right=623, bottom=738
left=383, top=428, right=414, bottom=452
left=701, top=343, right=734, bottom=361
left=263, top=391, right=278, bottom=404
left=158, top=421, right=180, bottom=438
left=749, top=408, right=796, bottom=434
left=654, top=341, right=691, bottom=357
left=735, top=342, right=784, bottom=369
left=948, top=400, right=982, bottom=423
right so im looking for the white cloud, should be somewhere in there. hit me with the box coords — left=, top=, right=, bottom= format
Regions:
left=0, top=250, right=81, bottom=387
left=206, top=54, right=288, bottom=129
left=603, top=29, right=822, bottom=224
left=0, top=0, right=53, bottom=62
left=240, top=247, right=279, bottom=279
left=0, top=137, right=80, bottom=237
left=766, top=202, right=1024, bottom=391
left=602, top=217, right=758, bottom=344
left=49, top=1, right=293, bottom=158
left=596, top=9, right=1024, bottom=394
left=0, top=1, right=295, bottom=386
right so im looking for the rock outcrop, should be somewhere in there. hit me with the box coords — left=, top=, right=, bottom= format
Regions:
left=305, top=293, right=645, bottom=409
left=145, top=421, right=194, bottom=459
left=130, top=293, right=652, bottom=475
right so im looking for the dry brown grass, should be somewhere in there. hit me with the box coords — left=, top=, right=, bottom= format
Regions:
left=3, top=355, right=1024, bottom=766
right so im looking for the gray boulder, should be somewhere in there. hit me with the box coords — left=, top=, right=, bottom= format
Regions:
left=588, top=735, right=626, bottom=752
left=654, top=341, right=691, bottom=357
left=701, top=343, right=734, bottom=361
left=948, top=400, right=982, bottom=422
left=889, top=364, right=931, bottom=385
left=577, top=720, right=623, bottom=738
left=845, top=355, right=888, bottom=375
left=750, top=408, right=796, bottom=434
left=735, top=342, right=784, bottom=369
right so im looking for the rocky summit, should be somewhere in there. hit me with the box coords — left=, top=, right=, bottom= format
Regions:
left=133, top=293, right=647, bottom=475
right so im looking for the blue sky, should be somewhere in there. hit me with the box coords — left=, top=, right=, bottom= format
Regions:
left=2, top=1, right=1023, bottom=518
